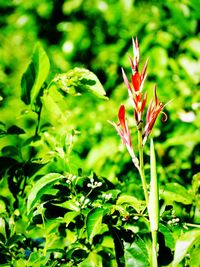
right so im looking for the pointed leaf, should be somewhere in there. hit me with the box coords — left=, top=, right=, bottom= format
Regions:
left=160, top=182, right=193, bottom=205
left=52, top=67, right=107, bottom=99
left=172, top=229, right=200, bottom=267
left=86, top=207, right=104, bottom=243
left=7, top=125, right=25, bottom=135
left=124, top=236, right=149, bottom=267
left=159, top=223, right=175, bottom=250
left=79, top=252, right=103, bottom=267
left=27, top=173, right=64, bottom=217
left=21, top=43, right=50, bottom=107
left=116, top=195, right=145, bottom=213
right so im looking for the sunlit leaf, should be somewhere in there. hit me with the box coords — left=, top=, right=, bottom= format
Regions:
left=42, top=91, right=67, bottom=125
left=190, top=240, right=200, bottom=267
left=21, top=42, right=50, bottom=107
left=172, top=229, right=200, bottom=267
left=64, top=211, right=80, bottom=226
left=79, top=251, right=103, bottom=267
left=27, top=173, right=64, bottom=217
left=160, top=183, right=193, bottom=205
left=86, top=207, right=104, bottom=243
left=124, top=236, right=149, bottom=267
left=0, top=217, right=6, bottom=242
left=159, top=223, right=175, bottom=250
left=116, top=195, right=145, bottom=213
left=55, top=200, right=80, bottom=212
left=52, top=67, right=107, bottom=99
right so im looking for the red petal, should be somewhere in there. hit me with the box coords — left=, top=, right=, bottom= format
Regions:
left=128, top=56, right=135, bottom=71
left=153, top=85, right=159, bottom=105
left=141, top=92, right=147, bottom=112
left=141, top=58, right=149, bottom=81
left=122, top=68, right=132, bottom=93
left=118, top=105, right=126, bottom=132
left=132, top=72, right=141, bottom=92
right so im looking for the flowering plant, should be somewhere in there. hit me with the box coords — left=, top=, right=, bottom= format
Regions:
left=110, top=38, right=169, bottom=266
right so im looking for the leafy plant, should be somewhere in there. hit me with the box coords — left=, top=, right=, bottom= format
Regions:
left=0, top=5, right=200, bottom=265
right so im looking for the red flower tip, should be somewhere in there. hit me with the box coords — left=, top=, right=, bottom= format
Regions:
left=118, top=105, right=126, bottom=132
left=122, top=68, right=132, bottom=95
left=143, top=85, right=167, bottom=144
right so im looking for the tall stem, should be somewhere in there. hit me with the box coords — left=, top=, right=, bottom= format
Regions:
left=149, top=138, right=159, bottom=267
left=151, top=230, right=158, bottom=267
left=137, top=122, right=149, bottom=206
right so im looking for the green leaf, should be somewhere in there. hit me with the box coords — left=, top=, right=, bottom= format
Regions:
left=124, top=236, right=149, bottom=267
left=159, top=223, right=175, bottom=250
left=172, top=229, right=200, bottom=267
left=27, top=173, right=64, bottom=217
left=0, top=217, right=6, bottom=241
left=21, top=42, right=50, bottom=107
left=64, top=211, right=80, bottom=226
left=192, top=173, right=200, bottom=223
left=41, top=91, right=67, bottom=125
left=116, top=195, right=145, bottom=213
left=160, top=183, right=193, bottom=205
left=86, top=207, right=104, bottom=243
left=52, top=67, right=107, bottom=99
left=7, top=234, right=25, bottom=247
left=190, top=240, right=200, bottom=267
left=79, top=251, right=103, bottom=267
left=55, top=200, right=80, bottom=212
left=12, top=258, right=27, bottom=267
left=7, top=125, right=25, bottom=135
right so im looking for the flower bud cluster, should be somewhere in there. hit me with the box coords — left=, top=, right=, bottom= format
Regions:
left=110, top=38, right=169, bottom=164
left=87, top=178, right=102, bottom=189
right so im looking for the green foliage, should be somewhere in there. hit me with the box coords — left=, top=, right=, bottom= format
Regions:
left=52, top=68, right=107, bottom=99
left=21, top=43, right=50, bottom=109
left=0, top=0, right=199, bottom=266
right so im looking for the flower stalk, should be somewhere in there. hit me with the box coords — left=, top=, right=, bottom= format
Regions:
left=137, top=121, right=149, bottom=206
left=110, top=37, right=170, bottom=267
left=149, top=139, right=159, bottom=267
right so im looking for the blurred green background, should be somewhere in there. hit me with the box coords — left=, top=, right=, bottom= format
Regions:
left=0, top=0, right=200, bottom=186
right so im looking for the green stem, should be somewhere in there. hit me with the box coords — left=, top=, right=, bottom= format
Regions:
left=137, top=123, right=149, bottom=206
left=151, top=230, right=158, bottom=267
left=149, top=139, right=159, bottom=267
left=38, top=205, right=47, bottom=256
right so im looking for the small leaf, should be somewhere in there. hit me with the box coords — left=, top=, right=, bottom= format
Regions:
left=190, top=240, right=200, bottom=267
left=55, top=200, right=80, bottom=212
left=0, top=122, right=7, bottom=136
left=21, top=43, right=50, bottom=107
left=7, top=125, right=25, bottom=135
left=52, top=67, right=107, bottom=99
left=79, top=252, right=103, bottom=267
left=42, top=91, right=67, bottom=125
left=160, top=182, right=193, bottom=205
left=0, top=217, right=6, bottom=241
left=116, top=195, right=145, bottom=213
left=27, top=173, right=64, bottom=217
left=64, top=211, right=80, bottom=226
left=124, top=236, right=149, bottom=267
left=1, top=146, right=20, bottom=158
left=159, top=223, right=175, bottom=250
left=172, top=229, right=200, bottom=267
left=86, top=207, right=104, bottom=243
left=7, top=234, right=25, bottom=247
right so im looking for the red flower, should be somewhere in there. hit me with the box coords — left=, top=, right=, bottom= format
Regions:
left=109, top=105, right=138, bottom=165
left=143, top=85, right=168, bottom=144
left=122, top=37, right=148, bottom=124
